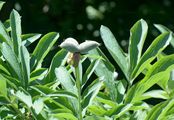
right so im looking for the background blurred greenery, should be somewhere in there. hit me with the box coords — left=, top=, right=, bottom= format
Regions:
left=0, top=0, right=174, bottom=66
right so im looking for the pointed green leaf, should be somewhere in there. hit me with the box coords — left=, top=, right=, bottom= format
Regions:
left=145, top=99, right=174, bottom=120
left=84, top=116, right=106, bottom=120
left=0, top=96, right=9, bottom=105
left=2, top=74, right=19, bottom=90
left=126, top=54, right=174, bottom=103
left=10, top=9, right=22, bottom=57
left=0, top=1, right=5, bottom=10
left=50, top=113, right=78, bottom=120
left=33, top=98, right=44, bottom=115
left=22, top=33, right=41, bottom=47
left=154, top=24, right=174, bottom=48
left=168, top=70, right=174, bottom=91
left=1, top=42, right=22, bottom=79
left=30, top=68, right=48, bottom=82
left=0, top=21, right=11, bottom=44
left=82, top=58, right=101, bottom=85
left=106, top=103, right=132, bottom=117
left=15, top=90, right=32, bottom=108
left=141, top=90, right=169, bottom=100
left=128, top=19, right=148, bottom=75
left=89, top=48, right=117, bottom=102
left=132, top=32, right=172, bottom=80
left=82, top=77, right=103, bottom=109
left=0, top=59, right=10, bottom=75
left=55, top=66, right=77, bottom=94
left=100, top=25, right=128, bottom=78
left=0, top=74, right=7, bottom=97
left=31, top=32, right=59, bottom=69
left=20, top=45, right=30, bottom=89
left=44, top=49, right=67, bottom=83
left=3, top=19, right=10, bottom=32
left=88, top=105, right=107, bottom=116
left=47, top=90, right=78, bottom=99
left=30, top=85, right=55, bottom=95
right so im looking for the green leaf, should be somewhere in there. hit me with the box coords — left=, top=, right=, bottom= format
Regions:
left=131, top=32, right=172, bottom=80
left=47, top=97, right=76, bottom=113
left=1, top=42, right=22, bottom=79
left=50, top=113, right=78, bottom=120
left=154, top=24, right=170, bottom=33
left=33, top=98, right=44, bottom=115
left=0, top=59, right=10, bottom=75
left=87, top=105, right=107, bottom=116
left=126, top=54, right=174, bottom=103
left=168, top=70, right=174, bottom=92
left=145, top=99, right=174, bottom=120
left=2, top=74, right=19, bottom=90
left=55, top=66, right=78, bottom=115
left=96, top=93, right=118, bottom=107
left=89, top=48, right=118, bottom=102
left=100, top=25, right=128, bottom=78
left=106, top=103, right=132, bottom=117
left=0, top=74, right=7, bottom=97
left=141, top=90, right=169, bottom=100
left=166, top=115, right=174, bottom=120
left=3, top=19, right=10, bottom=32
left=10, top=9, right=22, bottom=57
left=44, top=49, right=67, bottom=83
left=55, top=66, right=77, bottom=94
left=15, top=90, right=33, bottom=108
left=30, top=85, right=55, bottom=95
left=115, top=79, right=127, bottom=103
left=128, top=19, right=148, bottom=75
left=20, top=45, right=30, bottom=89
left=130, top=109, right=147, bottom=120
left=82, top=58, right=101, bottom=85
left=47, top=90, right=78, bottom=99
left=22, top=33, right=41, bottom=47
left=82, top=77, right=103, bottom=110
left=84, top=116, right=106, bottom=120
left=154, top=24, right=174, bottom=48
left=0, top=96, right=9, bottom=105
left=31, top=32, right=59, bottom=69
left=0, top=21, right=11, bottom=44
left=0, top=1, right=5, bottom=10
left=30, top=68, right=48, bottom=82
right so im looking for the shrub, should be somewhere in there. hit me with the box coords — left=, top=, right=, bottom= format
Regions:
left=1, top=2, right=174, bottom=120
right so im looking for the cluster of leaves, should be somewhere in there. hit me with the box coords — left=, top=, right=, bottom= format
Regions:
left=1, top=2, right=174, bottom=120
left=0, top=3, right=103, bottom=119
left=87, top=20, right=174, bottom=119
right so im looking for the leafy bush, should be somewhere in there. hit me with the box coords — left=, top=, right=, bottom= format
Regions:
left=88, top=19, right=174, bottom=119
left=1, top=2, right=174, bottom=120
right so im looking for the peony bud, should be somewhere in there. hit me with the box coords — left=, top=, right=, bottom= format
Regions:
left=59, top=38, right=79, bottom=53
left=79, top=40, right=100, bottom=54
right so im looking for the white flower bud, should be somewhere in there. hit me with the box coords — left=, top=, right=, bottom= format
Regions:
left=79, top=40, right=100, bottom=54
left=59, top=38, right=79, bottom=53
left=60, top=38, right=100, bottom=54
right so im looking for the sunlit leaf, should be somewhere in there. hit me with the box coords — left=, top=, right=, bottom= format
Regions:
left=100, top=25, right=128, bottom=78
left=128, top=19, right=148, bottom=75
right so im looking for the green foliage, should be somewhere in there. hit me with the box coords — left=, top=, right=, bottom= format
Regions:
left=88, top=18, right=174, bottom=119
left=0, top=1, right=4, bottom=11
left=1, top=4, right=174, bottom=120
left=0, top=8, right=103, bottom=119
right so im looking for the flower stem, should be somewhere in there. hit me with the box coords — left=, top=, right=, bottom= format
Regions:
left=75, top=65, right=83, bottom=120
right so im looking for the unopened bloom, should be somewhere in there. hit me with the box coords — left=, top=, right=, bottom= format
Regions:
left=60, top=38, right=100, bottom=67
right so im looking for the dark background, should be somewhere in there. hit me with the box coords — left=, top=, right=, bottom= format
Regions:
left=0, top=0, right=174, bottom=66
